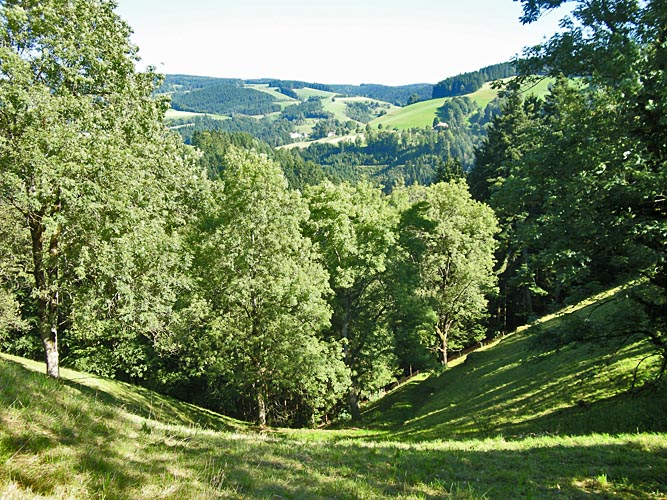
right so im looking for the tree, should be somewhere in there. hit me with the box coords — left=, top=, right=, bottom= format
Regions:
left=385, top=190, right=440, bottom=374
left=0, top=0, right=201, bottom=377
left=468, top=87, right=537, bottom=203
left=412, top=181, right=498, bottom=366
left=304, top=181, right=398, bottom=419
left=193, top=148, right=348, bottom=426
left=514, top=0, right=667, bottom=376
left=433, top=157, right=464, bottom=184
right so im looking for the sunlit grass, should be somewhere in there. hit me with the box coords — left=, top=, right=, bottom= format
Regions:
left=373, top=78, right=557, bottom=130
left=1, top=283, right=666, bottom=498
left=164, top=108, right=229, bottom=121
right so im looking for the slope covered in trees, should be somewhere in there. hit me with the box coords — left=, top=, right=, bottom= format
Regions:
left=0, top=0, right=501, bottom=427
left=170, top=82, right=282, bottom=116
left=467, top=0, right=667, bottom=377
left=432, top=61, right=517, bottom=98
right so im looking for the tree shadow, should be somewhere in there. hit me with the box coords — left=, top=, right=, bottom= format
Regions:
left=172, top=430, right=667, bottom=499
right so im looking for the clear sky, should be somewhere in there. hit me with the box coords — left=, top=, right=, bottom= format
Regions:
left=114, top=0, right=567, bottom=86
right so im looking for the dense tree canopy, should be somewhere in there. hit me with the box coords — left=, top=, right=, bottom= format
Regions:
left=304, top=181, right=399, bottom=419
left=465, top=0, right=667, bottom=375
left=411, top=181, right=498, bottom=366
left=0, top=0, right=202, bottom=378
left=433, top=62, right=516, bottom=98
left=190, top=149, right=348, bottom=426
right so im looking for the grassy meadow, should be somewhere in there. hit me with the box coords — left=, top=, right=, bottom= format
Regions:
left=245, top=84, right=300, bottom=110
left=372, top=77, right=557, bottom=130
left=2, top=284, right=666, bottom=499
left=164, top=109, right=229, bottom=121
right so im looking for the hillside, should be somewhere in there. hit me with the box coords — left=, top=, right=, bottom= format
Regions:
left=2, top=285, right=666, bottom=499
left=363, top=283, right=667, bottom=439
left=159, top=69, right=553, bottom=151
left=373, top=77, right=555, bottom=130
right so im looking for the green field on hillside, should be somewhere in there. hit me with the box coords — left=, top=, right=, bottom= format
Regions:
left=321, top=96, right=397, bottom=124
left=293, top=87, right=336, bottom=100
left=2, top=284, right=666, bottom=499
left=372, top=97, right=449, bottom=129
left=373, top=77, right=557, bottom=130
left=164, top=109, right=229, bottom=121
left=245, top=84, right=299, bottom=102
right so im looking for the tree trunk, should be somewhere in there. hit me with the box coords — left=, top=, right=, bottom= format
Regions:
left=523, top=247, right=533, bottom=318
left=41, top=315, right=59, bottom=378
left=441, top=334, right=448, bottom=368
left=347, top=387, right=362, bottom=421
left=29, top=211, right=60, bottom=378
left=437, top=321, right=450, bottom=368
left=257, top=390, right=267, bottom=427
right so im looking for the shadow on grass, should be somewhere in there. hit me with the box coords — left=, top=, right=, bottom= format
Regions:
left=172, top=430, right=667, bottom=499
left=0, top=360, right=144, bottom=497
left=2, top=358, right=666, bottom=499
left=59, top=375, right=242, bottom=432
left=362, top=328, right=667, bottom=442
left=0, top=352, right=243, bottom=432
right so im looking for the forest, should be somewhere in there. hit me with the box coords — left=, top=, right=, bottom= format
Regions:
left=0, top=0, right=666, bottom=431
left=432, top=61, right=517, bottom=98
left=170, top=82, right=282, bottom=116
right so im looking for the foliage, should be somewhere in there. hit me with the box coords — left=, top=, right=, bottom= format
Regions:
left=304, top=182, right=401, bottom=418
left=407, top=181, right=498, bottom=365
left=186, top=149, right=349, bottom=426
left=465, top=0, right=667, bottom=371
left=191, top=130, right=328, bottom=190
left=277, top=86, right=299, bottom=99
left=157, top=74, right=242, bottom=93
left=279, top=97, right=332, bottom=121
left=261, top=79, right=331, bottom=92
left=298, top=127, right=483, bottom=190
left=344, top=101, right=373, bottom=123
left=190, top=130, right=274, bottom=178
left=173, top=114, right=296, bottom=147
left=0, top=0, right=202, bottom=378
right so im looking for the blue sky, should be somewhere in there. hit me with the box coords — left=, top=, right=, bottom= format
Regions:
left=115, top=0, right=568, bottom=86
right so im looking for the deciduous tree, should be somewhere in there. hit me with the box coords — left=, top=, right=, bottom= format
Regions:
left=194, top=149, right=348, bottom=426
left=304, top=181, right=398, bottom=419
left=412, top=181, right=498, bottom=366
left=0, top=0, right=201, bottom=377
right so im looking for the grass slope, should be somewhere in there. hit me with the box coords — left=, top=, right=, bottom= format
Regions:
left=1, top=285, right=666, bottom=499
left=373, top=77, right=556, bottom=130
left=364, top=284, right=667, bottom=439
left=164, top=109, right=229, bottom=121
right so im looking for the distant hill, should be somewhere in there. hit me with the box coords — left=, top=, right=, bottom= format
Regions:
left=329, top=83, right=434, bottom=106
left=158, top=64, right=550, bottom=150
left=432, top=61, right=517, bottom=99
left=373, top=77, right=555, bottom=130
left=170, top=82, right=281, bottom=116
left=157, top=74, right=242, bottom=93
